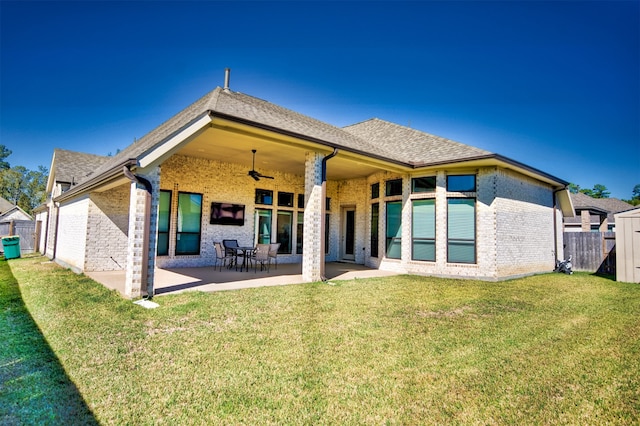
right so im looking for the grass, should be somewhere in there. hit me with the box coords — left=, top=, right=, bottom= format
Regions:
left=2, top=255, right=639, bottom=425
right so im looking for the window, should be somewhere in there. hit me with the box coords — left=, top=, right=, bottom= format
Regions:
left=176, top=192, right=202, bottom=255
left=371, top=183, right=379, bottom=199
left=447, top=198, right=476, bottom=263
left=412, top=176, right=436, bottom=193
left=278, top=191, right=294, bottom=207
left=326, top=197, right=331, bottom=211
left=157, top=190, right=171, bottom=255
left=255, top=209, right=272, bottom=244
left=296, top=212, right=304, bottom=254
left=255, top=189, right=273, bottom=205
left=386, top=201, right=402, bottom=259
left=412, top=199, right=435, bottom=261
left=447, top=175, right=476, bottom=192
left=277, top=211, right=292, bottom=254
left=325, top=214, right=330, bottom=254
left=371, top=203, right=379, bottom=257
left=297, top=194, right=305, bottom=209
left=386, top=179, right=403, bottom=196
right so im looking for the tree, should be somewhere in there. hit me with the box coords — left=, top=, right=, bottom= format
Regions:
left=0, top=145, right=11, bottom=170
left=623, top=184, right=640, bottom=206
left=568, top=183, right=580, bottom=193
left=579, top=183, right=610, bottom=199
left=0, top=165, right=48, bottom=214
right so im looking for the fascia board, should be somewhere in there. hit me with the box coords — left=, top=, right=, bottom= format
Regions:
left=137, top=114, right=213, bottom=169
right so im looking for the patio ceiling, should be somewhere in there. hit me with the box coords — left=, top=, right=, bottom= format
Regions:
left=175, top=121, right=403, bottom=181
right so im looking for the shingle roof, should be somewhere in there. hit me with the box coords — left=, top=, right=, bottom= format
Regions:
left=0, top=196, right=14, bottom=214
left=52, top=149, right=111, bottom=185
left=569, top=192, right=635, bottom=222
left=343, top=118, right=492, bottom=165
left=89, top=87, right=398, bottom=179
left=60, top=85, right=566, bottom=200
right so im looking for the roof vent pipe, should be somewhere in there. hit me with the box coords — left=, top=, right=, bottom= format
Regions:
left=223, top=68, right=231, bottom=92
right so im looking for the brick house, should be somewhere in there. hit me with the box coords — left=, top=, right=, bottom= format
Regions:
left=37, top=79, right=573, bottom=298
left=564, top=192, right=634, bottom=232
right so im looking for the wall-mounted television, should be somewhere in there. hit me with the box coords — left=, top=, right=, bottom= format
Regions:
left=210, top=202, right=245, bottom=226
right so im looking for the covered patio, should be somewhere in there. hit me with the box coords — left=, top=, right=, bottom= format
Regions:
left=86, top=262, right=400, bottom=298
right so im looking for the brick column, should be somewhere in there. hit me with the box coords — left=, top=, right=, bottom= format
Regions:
left=124, top=167, right=159, bottom=298
left=581, top=211, right=591, bottom=231
left=302, top=152, right=324, bottom=282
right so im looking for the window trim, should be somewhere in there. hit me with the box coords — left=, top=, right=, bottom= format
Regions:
left=175, top=191, right=203, bottom=256
left=446, top=197, right=477, bottom=264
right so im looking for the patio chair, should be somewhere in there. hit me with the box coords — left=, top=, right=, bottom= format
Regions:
left=252, top=243, right=271, bottom=273
left=268, top=242, right=281, bottom=270
left=213, top=241, right=234, bottom=271
left=222, top=239, right=240, bottom=270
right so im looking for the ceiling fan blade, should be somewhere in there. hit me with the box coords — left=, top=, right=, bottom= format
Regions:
left=257, top=173, right=274, bottom=179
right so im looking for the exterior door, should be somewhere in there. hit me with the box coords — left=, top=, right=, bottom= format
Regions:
left=342, top=207, right=356, bottom=261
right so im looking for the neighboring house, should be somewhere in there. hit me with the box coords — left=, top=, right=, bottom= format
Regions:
left=0, top=205, right=33, bottom=223
left=564, top=192, right=634, bottom=232
left=38, top=77, right=573, bottom=298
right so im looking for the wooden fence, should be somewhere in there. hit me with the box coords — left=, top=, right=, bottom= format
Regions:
left=563, top=232, right=616, bottom=274
left=0, top=220, right=37, bottom=255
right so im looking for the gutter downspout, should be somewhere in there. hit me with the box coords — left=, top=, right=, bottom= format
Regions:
left=552, top=187, right=567, bottom=267
left=123, top=166, right=154, bottom=298
left=320, top=149, right=338, bottom=281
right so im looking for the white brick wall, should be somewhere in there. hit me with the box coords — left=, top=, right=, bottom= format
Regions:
left=494, top=168, right=557, bottom=276
left=55, top=196, right=89, bottom=272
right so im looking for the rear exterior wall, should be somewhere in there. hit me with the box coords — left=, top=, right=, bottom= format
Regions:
left=494, top=168, right=557, bottom=277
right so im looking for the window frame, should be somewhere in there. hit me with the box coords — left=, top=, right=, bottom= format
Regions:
left=385, top=200, right=402, bottom=259
left=412, top=198, right=436, bottom=261
left=175, top=191, right=203, bottom=256
left=446, top=197, right=476, bottom=264
left=157, top=189, right=172, bottom=256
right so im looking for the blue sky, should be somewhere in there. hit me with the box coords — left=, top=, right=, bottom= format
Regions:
left=1, top=0, right=638, bottom=199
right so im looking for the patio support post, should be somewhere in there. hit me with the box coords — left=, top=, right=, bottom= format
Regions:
left=124, top=167, right=160, bottom=299
left=302, top=152, right=324, bottom=282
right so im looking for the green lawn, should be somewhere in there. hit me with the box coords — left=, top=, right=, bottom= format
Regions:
left=2, top=255, right=639, bottom=425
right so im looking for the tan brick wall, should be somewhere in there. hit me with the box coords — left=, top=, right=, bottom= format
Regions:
left=84, top=184, right=130, bottom=272
left=157, top=154, right=332, bottom=269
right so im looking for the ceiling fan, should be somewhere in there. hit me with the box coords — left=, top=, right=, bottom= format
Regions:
left=248, top=149, right=274, bottom=181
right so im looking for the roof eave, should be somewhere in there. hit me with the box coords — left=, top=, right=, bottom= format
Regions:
left=411, top=153, right=569, bottom=188
left=53, top=158, right=138, bottom=203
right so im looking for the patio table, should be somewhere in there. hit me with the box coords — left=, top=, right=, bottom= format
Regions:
left=236, top=246, right=255, bottom=272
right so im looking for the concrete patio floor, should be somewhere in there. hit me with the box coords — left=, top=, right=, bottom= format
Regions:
left=86, top=262, right=400, bottom=298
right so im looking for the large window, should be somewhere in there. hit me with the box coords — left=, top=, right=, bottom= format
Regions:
left=386, top=201, right=402, bottom=259
left=255, top=209, right=272, bottom=245
left=371, top=203, right=379, bottom=257
left=176, top=192, right=202, bottom=255
left=277, top=211, right=292, bottom=254
left=157, top=190, right=171, bottom=255
left=296, top=212, right=304, bottom=254
left=412, top=199, right=435, bottom=261
left=447, top=198, right=476, bottom=263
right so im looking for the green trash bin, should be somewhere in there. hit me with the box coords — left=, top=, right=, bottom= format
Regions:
left=2, top=236, right=21, bottom=259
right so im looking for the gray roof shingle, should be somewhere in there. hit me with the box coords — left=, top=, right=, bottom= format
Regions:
left=342, top=118, right=492, bottom=165
left=53, top=149, right=111, bottom=185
